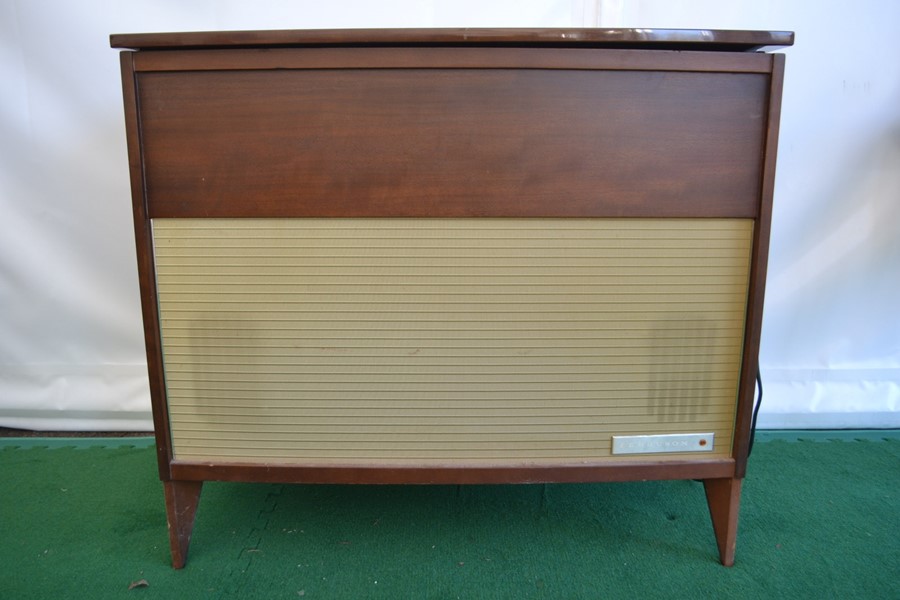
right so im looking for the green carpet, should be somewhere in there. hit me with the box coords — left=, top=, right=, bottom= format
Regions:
left=1, top=432, right=897, bottom=599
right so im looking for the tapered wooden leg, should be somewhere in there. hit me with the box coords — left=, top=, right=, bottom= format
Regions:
left=703, top=477, right=742, bottom=566
left=163, top=480, right=203, bottom=569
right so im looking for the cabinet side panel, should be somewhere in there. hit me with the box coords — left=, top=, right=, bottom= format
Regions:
left=120, top=51, right=173, bottom=479
left=733, top=55, right=785, bottom=475
left=138, top=69, right=767, bottom=218
left=153, top=218, right=751, bottom=466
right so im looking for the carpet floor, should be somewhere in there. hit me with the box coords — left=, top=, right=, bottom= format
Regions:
left=1, top=431, right=897, bottom=599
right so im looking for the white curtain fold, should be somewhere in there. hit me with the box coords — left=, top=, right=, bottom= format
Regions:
left=1, top=0, right=897, bottom=430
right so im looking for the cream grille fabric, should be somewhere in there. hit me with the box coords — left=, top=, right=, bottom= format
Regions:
left=153, top=218, right=752, bottom=465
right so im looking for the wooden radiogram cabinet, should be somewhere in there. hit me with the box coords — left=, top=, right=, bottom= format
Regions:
left=112, top=28, right=792, bottom=568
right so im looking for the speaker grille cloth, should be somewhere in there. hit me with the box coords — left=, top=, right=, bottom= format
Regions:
left=153, top=218, right=752, bottom=465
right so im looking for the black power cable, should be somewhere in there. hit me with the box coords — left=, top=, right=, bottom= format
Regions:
left=747, top=364, right=763, bottom=457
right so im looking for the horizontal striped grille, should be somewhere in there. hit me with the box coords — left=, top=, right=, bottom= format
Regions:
left=153, top=218, right=751, bottom=464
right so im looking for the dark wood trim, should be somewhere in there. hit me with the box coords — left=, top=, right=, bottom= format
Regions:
left=704, top=477, right=742, bottom=566
left=137, top=67, right=767, bottom=220
left=163, top=480, right=203, bottom=569
left=119, top=51, right=173, bottom=481
left=732, top=54, right=785, bottom=478
left=169, top=459, right=736, bottom=485
left=111, top=27, right=793, bottom=52
left=131, top=46, right=774, bottom=74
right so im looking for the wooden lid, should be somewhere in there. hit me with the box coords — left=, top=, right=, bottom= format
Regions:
left=111, top=28, right=793, bottom=52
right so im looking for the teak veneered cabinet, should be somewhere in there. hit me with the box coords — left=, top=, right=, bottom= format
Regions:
left=112, top=27, right=792, bottom=568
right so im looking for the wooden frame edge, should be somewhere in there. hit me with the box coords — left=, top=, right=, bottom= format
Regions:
left=132, top=46, right=773, bottom=74
left=732, top=53, right=785, bottom=477
left=120, top=51, right=174, bottom=481
left=170, top=459, right=736, bottom=485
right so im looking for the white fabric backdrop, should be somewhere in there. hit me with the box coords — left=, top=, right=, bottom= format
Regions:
left=1, top=0, right=897, bottom=430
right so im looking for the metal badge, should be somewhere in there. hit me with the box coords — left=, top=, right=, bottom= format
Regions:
left=611, top=433, right=715, bottom=455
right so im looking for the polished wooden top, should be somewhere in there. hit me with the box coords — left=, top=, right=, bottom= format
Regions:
left=111, top=28, right=793, bottom=52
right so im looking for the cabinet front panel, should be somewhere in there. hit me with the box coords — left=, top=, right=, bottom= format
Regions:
left=153, top=218, right=751, bottom=465
left=137, top=69, right=767, bottom=218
